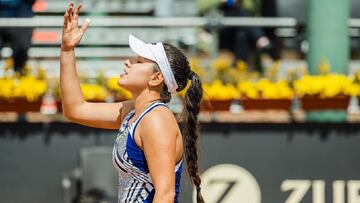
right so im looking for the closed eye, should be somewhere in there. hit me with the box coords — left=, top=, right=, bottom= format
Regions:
left=129, top=57, right=142, bottom=64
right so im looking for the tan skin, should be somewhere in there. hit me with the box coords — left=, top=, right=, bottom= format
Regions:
left=60, top=2, right=183, bottom=202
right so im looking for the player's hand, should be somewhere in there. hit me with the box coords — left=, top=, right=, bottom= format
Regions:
left=61, top=2, right=90, bottom=51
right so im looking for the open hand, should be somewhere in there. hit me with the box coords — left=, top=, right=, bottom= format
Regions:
left=61, top=2, right=90, bottom=51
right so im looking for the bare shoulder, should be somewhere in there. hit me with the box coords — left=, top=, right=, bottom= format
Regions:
left=140, top=106, right=178, bottom=136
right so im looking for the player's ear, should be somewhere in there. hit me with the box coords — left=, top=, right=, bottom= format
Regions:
left=149, top=71, right=164, bottom=87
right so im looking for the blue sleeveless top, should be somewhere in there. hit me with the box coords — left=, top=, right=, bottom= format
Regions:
left=112, top=101, right=182, bottom=203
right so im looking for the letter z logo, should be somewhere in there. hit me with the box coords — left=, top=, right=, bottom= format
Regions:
left=194, top=164, right=261, bottom=203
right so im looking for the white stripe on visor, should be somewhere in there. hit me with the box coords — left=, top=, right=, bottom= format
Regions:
left=128, top=34, right=179, bottom=93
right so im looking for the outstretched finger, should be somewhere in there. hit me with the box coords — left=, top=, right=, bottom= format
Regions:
left=67, top=2, right=74, bottom=23
left=73, top=4, right=82, bottom=27
left=64, top=2, right=73, bottom=15
left=63, top=2, right=73, bottom=29
left=80, top=18, right=91, bottom=33
left=63, top=13, right=69, bottom=29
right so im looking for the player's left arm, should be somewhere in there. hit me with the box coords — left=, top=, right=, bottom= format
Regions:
left=140, top=107, right=178, bottom=203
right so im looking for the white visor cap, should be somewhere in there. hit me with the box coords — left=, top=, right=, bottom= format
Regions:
left=128, top=34, right=179, bottom=93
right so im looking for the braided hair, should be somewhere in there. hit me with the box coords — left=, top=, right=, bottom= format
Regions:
left=153, top=43, right=205, bottom=203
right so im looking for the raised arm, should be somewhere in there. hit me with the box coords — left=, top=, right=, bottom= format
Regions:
left=60, top=2, right=133, bottom=129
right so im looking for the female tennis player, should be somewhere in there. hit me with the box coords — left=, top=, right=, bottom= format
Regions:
left=60, top=2, right=205, bottom=203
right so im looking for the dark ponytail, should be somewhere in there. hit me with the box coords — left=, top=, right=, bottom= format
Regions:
left=159, top=43, right=205, bottom=203
left=183, top=71, right=204, bottom=203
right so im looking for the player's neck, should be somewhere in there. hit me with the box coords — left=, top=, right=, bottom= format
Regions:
left=132, top=91, right=161, bottom=116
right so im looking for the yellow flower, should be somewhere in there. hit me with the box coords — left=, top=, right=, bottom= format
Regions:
left=106, top=77, right=132, bottom=100
left=80, top=83, right=108, bottom=101
left=237, top=81, right=258, bottom=99
left=0, top=76, right=47, bottom=102
left=317, top=60, right=331, bottom=74
left=235, top=60, right=248, bottom=72
left=212, top=56, right=232, bottom=72
left=294, top=73, right=356, bottom=98
left=4, top=58, right=14, bottom=72
left=355, top=69, right=360, bottom=82
left=189, top=58, right=206, bottom=80
left=203, top=80, right=240, bottom=100
left=237, top=79, right=294, bottom=99
left=37, top=67, right=47, bottom=80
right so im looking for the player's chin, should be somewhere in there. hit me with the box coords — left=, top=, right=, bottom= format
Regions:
left=117, top=79, right=135, bottom=91
left=117, top=79, right=128, bottom=88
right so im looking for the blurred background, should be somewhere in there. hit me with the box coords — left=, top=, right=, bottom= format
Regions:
left=1, top=0, right=360, bottom=202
